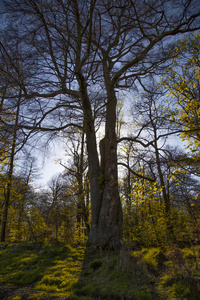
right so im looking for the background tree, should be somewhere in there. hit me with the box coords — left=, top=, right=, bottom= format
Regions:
left=61, top=129, right=90, bottom=236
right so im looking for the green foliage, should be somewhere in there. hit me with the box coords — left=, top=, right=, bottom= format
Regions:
left=157, top=245, right=200, bottom=299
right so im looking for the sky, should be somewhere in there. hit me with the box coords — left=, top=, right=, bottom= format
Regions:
left=33, top=140, right=66, bottom=189
left=34, top=157, right=65, bottom=189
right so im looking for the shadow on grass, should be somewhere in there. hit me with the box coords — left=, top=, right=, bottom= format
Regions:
left=1, top=242, right=200, bottom=299
left=0, top=241, right=158, bottom=300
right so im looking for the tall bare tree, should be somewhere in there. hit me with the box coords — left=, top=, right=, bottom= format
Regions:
left=1, top=0, right=200, bottom=249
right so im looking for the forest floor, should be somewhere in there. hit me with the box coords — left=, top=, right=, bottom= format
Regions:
left=0, top=241, right=200, bottom=300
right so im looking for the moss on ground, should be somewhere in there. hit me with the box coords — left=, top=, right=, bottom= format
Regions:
left=0, top=242, right=200, bottom=299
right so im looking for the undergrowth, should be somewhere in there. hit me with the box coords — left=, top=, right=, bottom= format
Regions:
left=0, top=241, right=200, bottom=299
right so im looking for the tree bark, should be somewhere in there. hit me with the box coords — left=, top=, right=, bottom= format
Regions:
left=76, top=70, right=123, bottom=249
left=89, top=64, right=123, bottom=249
left=76, top=74, right=102, bottom=245
left=1, top=93, right=21, bottom=242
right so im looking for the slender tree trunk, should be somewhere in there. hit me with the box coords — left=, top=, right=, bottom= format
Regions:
left=84, top=172, right=90, bottom=234
left=1, top=93, right=21, bottom=242
left=0, top=85, right=7, bottom=113
left=76, top=132, right=88, bottom=232
left=77, top=74, right=102, bottom=246
left=17, top=162, right=33, bottom=240
left=23, top=211, right=38, bottom=241
left=73, top=0, right=103, bottom=246
left=152, top=125, right=176, bottom=242
left=126, top=151, right=132, bottom=212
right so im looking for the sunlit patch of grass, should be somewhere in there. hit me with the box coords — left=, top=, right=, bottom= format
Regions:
left=0, top=245, right=41, bottom=285
left=1, top=242, right=200, bottom=299
left=173, top=281, right=191, bottom=298
left=35, top=260, right=82, bottom=294
left=0, top=241, right=85, bottom=299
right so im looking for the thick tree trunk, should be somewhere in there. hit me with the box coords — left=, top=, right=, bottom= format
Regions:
left=100, top=91, right=122, bottom=248
left=77, top=74, right=122, bottom=249
left=97, top=129, right=123, bottom=249
left=88, top=72, right=123, bottom=249
left=88, top=130, right=123, bottom=249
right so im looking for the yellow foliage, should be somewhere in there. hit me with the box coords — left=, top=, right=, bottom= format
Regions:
left=73, top=221, right=87, bottom=246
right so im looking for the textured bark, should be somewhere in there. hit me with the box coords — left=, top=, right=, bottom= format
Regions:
left=88, top=130, right=123, bottom=249
left=88, top=66, right=123, bottom=249
left=98, top=91, right=123, bottom=249
left=97, top=129, right=123, bottom=249
left=78, top=75, right=123, bottom=249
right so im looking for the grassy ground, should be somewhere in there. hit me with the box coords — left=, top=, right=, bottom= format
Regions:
left=0, top=241, right=200, bottom=299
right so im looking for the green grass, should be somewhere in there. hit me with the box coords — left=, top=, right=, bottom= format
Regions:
left=0, top=242, right=200, bottom=299
left=0, top=242, right=85, bottom=299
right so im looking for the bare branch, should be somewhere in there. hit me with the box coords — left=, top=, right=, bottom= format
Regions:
left=118, top=162, right=156, bottom=182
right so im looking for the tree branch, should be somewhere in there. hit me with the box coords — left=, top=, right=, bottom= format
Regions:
left=118, top=162, right=156, bottom=182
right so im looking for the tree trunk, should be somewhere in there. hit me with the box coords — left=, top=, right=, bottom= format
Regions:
left=76, top=132, right=89, bottom=233
left=152, top=125, right=176, bottom=242
left=76, top=74, right=102, bottom=245
left=1, top=93, right=21, bottom=242
left=77, top=71, right=122, bottom=249
left=89, top=67, right=123, bottom=249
